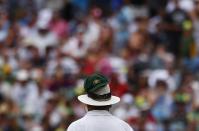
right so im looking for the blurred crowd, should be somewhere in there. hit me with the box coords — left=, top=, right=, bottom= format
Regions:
left=0, top=0, right=199, bottom=131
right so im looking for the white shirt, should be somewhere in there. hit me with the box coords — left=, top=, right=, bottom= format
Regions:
left=62, top=37, right=87, bottom=58
left=67, top=110, right=134, bottom=131
left=23, top=31, right=58, bottom=55
left=11, top=83, right=37, bottom=105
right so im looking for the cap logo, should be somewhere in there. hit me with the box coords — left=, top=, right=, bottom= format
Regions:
left=93, top=79, right=100, bottom=85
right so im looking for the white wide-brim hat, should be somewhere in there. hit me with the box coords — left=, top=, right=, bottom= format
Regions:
left=78, top=95, right=120, bottom=106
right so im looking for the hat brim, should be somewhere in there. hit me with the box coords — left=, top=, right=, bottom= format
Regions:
left=78, top=95, right=120, bottom=106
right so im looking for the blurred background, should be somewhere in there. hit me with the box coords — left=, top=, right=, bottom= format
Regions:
left=0, top=0, right=199, bottom=130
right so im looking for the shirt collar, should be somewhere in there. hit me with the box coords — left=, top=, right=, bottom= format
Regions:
left=86, top=110, right=112, bottom=116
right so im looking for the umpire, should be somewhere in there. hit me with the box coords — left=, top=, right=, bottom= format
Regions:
left=67, top=73, right=134, bottom=131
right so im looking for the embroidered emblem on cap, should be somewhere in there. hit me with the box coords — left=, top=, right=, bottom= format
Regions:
left=93, top=79, right=100, bottom=85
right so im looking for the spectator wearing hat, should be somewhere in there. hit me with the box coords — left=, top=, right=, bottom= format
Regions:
left=67, top=73, right=133, bottom=131
left=11, top=70, right=37, bottom=112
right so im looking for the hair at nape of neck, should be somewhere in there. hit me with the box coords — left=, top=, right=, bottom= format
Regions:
left=87, top=105, right=112, bottom=111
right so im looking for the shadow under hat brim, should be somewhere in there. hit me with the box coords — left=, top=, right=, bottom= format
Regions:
left=78, top=95, right=120, bottom=106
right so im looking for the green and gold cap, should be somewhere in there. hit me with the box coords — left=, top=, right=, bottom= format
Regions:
left=84, top=73, right=109, bottom=93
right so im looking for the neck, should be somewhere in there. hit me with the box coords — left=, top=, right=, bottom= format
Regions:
left=87, top=105, right=111, bottom=111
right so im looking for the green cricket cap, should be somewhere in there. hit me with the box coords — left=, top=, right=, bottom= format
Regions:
left=84, top=73, right=109, bottom=93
